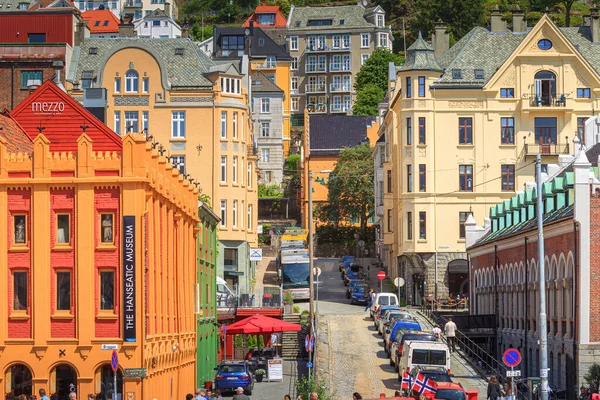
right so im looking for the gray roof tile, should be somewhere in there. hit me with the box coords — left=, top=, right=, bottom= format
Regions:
left=251, top=71, right=283, bottom=93
left=288, top=4, right=383, bottom=31
left=309, top=114, right=377, bottom=155
left=399, top=31, right=443, bottom=72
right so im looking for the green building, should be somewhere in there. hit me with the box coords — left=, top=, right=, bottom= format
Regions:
left=197, top=202, right=220, bottom=388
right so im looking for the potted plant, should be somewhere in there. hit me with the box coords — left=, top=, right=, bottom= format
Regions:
left=283, top=290, right=294, bottom=314
left=254, top=369, right=266, bottom=382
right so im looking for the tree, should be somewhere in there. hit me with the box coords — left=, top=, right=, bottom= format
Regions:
left=318, top=143, right=374, bottom=235
left=295, top=376, right=332, bottom=400
left=560, top=0, right=577, bottom=26
left=353, top=83, right=385, bottom=116
left=355, top=48, right=401, bottom=94
left=258, top=183, right=283, bottom=198
left=584, top=363, right=600, bottom=391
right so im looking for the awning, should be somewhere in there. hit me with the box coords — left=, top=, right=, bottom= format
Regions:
left=448, top=259, right=469, bottom=274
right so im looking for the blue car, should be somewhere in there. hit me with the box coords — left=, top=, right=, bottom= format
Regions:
left=339, top=255, right=355, bottom=271
left=214, top=361, right=254, bottom=395
left=346, top=279, right=363, bottom=298
left=351, top=284, right=369, bottom=304
left=341, top=259, right=355, bottom=278
left=344, top=263, right=363, bottom=285
left=384, top=319, right=422, bottom=354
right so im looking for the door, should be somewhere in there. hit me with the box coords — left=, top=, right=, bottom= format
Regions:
left=343, top=75, right=351, bottom=91
left=413, top=274, right=425, bottom=306
left=332, top=75, right=341, bottom=91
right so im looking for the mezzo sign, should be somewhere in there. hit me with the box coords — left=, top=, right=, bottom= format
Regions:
left=31, top=101, right=65, bottom=114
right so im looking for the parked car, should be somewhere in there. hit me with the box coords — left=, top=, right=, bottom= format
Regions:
left=430, top=382, right=466, bottom=400
left=214, top=361, right=254, bottom=395
left=398, top=341, right=451, bottom=377
left=414, top=367, right=453, bottom=383
left=384, top=319, right=422, bottom=354
left=339, top=255, right=355, bottom=271
left=370, top=293, right=399, bottom=318
left=373, top=305, right=401, bottom=328
left=341, top=259, right=355, bottom=279
left=346, top=279, right=364, bottom=299
left=392, top=332, right=437, bottom=370
left=378, top=310, right=414, bottom=335
left=351, top=284, right=370, bottom=305
left=344, top=263, right=364, bottom=285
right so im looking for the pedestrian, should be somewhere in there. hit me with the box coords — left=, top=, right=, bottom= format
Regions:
left=39, top=390, right=50, bottom=400
left=353, top=393, right=363, bottom=400
left=296, top=395, right=304, bottom=400
left=394, top=391, right=402, bottom=397
left=69, top=393, right=77, bottom=400
left=444, top=317, right=457, bottom=352
left=186, top=394, right=194, bottom=400
left=195, top=389, right=207, bottom=400
left=504, top=377, right=514, bottom=400
left=284, top=396, right=291, bottom=400
left=364, top=289, right=373, bottom=311
left=18, top=395, right=27, bottom=400
left=233, top=387, right=249, bottom=400
left=310, top=393, right=318, bottom=400
left=87, top=394, right=94, bottom=400
left=432, top=324, right=442, bottom=339
left=214, top=390, right=224, bottom=400
left=29, top=395, right=37, bottom=400
left=487, top=376, right=502, bottom=400
left=206, top=390, right=214, bottom=400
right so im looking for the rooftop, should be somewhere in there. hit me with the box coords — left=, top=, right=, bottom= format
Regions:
left=82, top=9, right=120, bottom=33
left=243, top=2, right=287, bottom=28
left=213, top=26, right=291, bottom=60
left=287, top=4, right=385, bottom=31
left=251, top=71, right=283, bottom=93
left=0, top=112, right=33, bottom=153
left=309, top=114, right=376, bottom=156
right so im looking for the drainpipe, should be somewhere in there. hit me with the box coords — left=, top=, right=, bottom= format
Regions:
left=524, top=236, right=529, bottom=377
left=11, top=64, right=14, bottom=110
left=572, top=221, right=579, bottom=399
left=494, top=245, right=499, bottom=329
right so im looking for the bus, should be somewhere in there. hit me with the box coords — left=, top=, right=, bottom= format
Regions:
left=278, top=228, right=311, bottom=300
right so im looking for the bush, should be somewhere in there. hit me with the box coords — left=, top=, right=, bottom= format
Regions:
left=295, top=375, right=332, bottom=400
left=584, top=363, right=600, bottom=391
left=316, top=225, right=376, bottom=246
left=234, top=335, right=243, bottom=348
left=293, top=305, right=300, bottom=313
left=258, top=334, right=265, bottom=348
left=247, top=335, right=257, bottom=349
left=283, top=290, right=294, bottom=303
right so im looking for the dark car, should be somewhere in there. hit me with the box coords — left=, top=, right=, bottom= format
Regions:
left=339, top=256, right=355, bottom=271
left=214, top=361, right=254, bottom=395
left=341, top=260, right=354, bottom=278
left=346, top=279, right=364, bottom=298
left=392, top=332, right=437, bottom=370
left=351, top=284, right=369, bottom=304
left=384, top=320, right=422, bottom=354
left=344, top=263, right=363, bottom=285
left=405, top=366, right=452, bottom=384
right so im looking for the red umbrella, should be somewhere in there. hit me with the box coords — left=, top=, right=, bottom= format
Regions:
left=225, top=314, right=302, bottom=334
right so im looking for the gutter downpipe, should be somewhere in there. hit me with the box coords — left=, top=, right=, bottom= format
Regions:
left=572, top=220, right=579, bottom=400
left=524, top=236, right=529, bottom=378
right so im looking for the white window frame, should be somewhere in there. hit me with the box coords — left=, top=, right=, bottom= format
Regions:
left=142, top=77, right=149, bottom=93
left=261, top=121, right=270, bottom=137
left=221, top=111, right=227, bottom=139
left=291, top=57, right=298, bottom=71
left=171, top=111, right=185, bottom=138
left=261, top=98, right=270, bottom=113
left=361, top=33, right=370, bottom=48
left=292, top=97, right=299, bottom=111
left=377, top=14, right=384, bottom=27
left=233, top=112, right=238, bottom=138
left=379, top=33, right=388, bottom=48
left=114, top=111, right=121, bottom=135
left=247, top=162, right=252, bottom=188
left=125, top=70, right=138, bottom=93
left=142, top=111, right=149, bottom=132
left=361, top=54, right=369, bottom=65
left=220, top=77, right=241, bottom=94
left=333, top=35, right=341, bottom=49
left=247, top=204, right=252, bottom=231
left=220, top=200, right=226, bottom=227
left=291, top=76, right=298, bottom=91
left=261, top=148, right=270, bottom=163
left=124, top=111, right=138, bottom=133
left=232, top=200, right=238, bottom=227
left=220, top=156, right=227, bottom=183
left=171, top=155, right=185, bottom=175
left=290, top=36, right=298, bottom=51
left=342, top=35, right=350, bottom=48
left=233, top=156, right=238, bottom=184
left=114, top=77, right=121, bottom=93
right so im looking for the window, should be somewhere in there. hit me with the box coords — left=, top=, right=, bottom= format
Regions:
left=418, top=76, right=426, bottom=97
left=387, top=210, right=392, bottom=232
left=125, top=70, right=139, bottom=93
left=407, top=164, right=413, bottom=193
left=114, top=77, right=121, bottom=93
left=248, top=162, right=252, bottom=188
left=220, top=200, right=226, bottom=227
left=247, top=204, right=253, bottom=231
left=99, top=213, right=114, bottom=243
left=12, top=215, right=27, bottom=245
left=142, top=111, right=149, bottom=133
left=333, top=35, right=341, bottom=49
left=419, top=164, right=426, bottom=192
left=501, top=165, right=515, bottom=192
left=261, top=148, right=270, bottom=162
left=231, top=112, right=238, bottom=138
left=500, top=88, right=514, bottom=98
left=291, top=57, right=298, bottom=70
left=291, top=76, right=298, bottom=91
left=152, top=20, right=161, bottom=26
left=343, top=35, right=350, bottom=48
left=171, top=111, right=185, bottom=138
left=459, top=212, right=470, bottom=239
left=222, top=35, right=244, bottom=50
left=57, top=214, right=70, bottom=244
left=220, top=77, right=241, bottom=94
left=459, top=165, right=473, bottom=192
left=501, top=117, right=514, bottom=144
left=224, top=248, right=238, bottom=266
left=142, top=77, right=149, bottom=93
left=379, top=33, right=388, bottom=48
left=124, top=111, right=138, bottom=133
left=99, top=270, right=115, bottom=311
left=340, top=19, right=345, bottom=25
left=13, top=271, right=28, bottom=311
left=458, top=117, right=473, bottom=144
left=56, top=271, right=71, bottom=311
left=577, top=88, right=591, bottom=98
left=406, top=77, right=412, bottom=98
left=220, top=156, right=227, bottom=183
left=114, top=111, right=121, bottom=135
left=290, top=36, right=298, bottom=51
left=258, top=13, right=275, bottom=25
left=418, top=117, right=426, bottom=144
left=232, top=156, right=238, bottom=184
left=538, top=39, right=552, bottom=50
left=361, top=33, right=370, bottom=48
left=20, top=70, right=43, bottom=89
left=260, top=121, right=270, bottom=137
left=221, top=111, right=227, bottom=138
left=307, top=19, right=332, bottom=26
left=406, top=118, right=412, bottom=145
left=28, top=33, right=46, bottom=43
left=534, top=117, right=557, bottom=144
left=172, top=155, right=185, bottom=175
left=81, top=71, right=93, bottom=89
left=578, top=117, right=589, bottom=143
left=292, top=97, right=299, bottom=111
left=474, top=69, right=484, bottom=80
left=384, top=170, right=392, bottom=193
left=452, top=69, right=463, bottom=79
left=361, top=54, right=369, bottom=65
left=377, top=14, right=384, bottom=27
left=419, top=211, right=426, bottom=239
left=261, top=98, right=270, bottom=113
left=232, top=200, right=238, bottom=227
left=407, top=212, right=413, bottom=241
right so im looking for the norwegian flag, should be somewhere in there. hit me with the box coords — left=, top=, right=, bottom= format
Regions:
left=412, top=372, right=438, bottom=398
left=401, top=371, right=413, bottom=390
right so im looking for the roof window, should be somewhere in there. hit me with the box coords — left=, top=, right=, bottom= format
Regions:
left=175, top=48, right=184, bottom=55
left=452, top=69, right=463, bottom=79
left=252, top=80, right=262, bottom=86
left=258, top=38, right=265, bottom=46
left=89, top=47, right=98, bottom=54
left=94, top=20, right=100, bottom=26
left=294, top=21, right=301, bottom=27
left=307, top=19, right=333, bottom=26
left=103, top=20, right=109, bottom=26
left=340, top=19, right=345, bottom=25
left=474, top=69, right=484, bottom=80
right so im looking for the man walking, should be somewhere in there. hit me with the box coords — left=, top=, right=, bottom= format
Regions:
left=39, top=390, right=50, bottom=400
left=310, top=393, right=318, bottom=400
left=444, top=317, right=457, bottom=352
left=233, top=387, right=249, bottom=400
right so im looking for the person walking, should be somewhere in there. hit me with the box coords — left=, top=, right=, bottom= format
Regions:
left=504, top=377, right=514, bottom=400
left=39, top=390, right=50, bottom=400
left=69, top=393, right=77, bottom=400
left=206, top=390, right=214, bottom=400
left=284, top=396, right=291, bottom=400
left=214, top=390, right=224, bottom=400
left=186, top=394, right=194, bottom=400
left=310, top=393, right=318, bottom=400
left=444, top=317, right=457, bottom=352
left=432, top=324, right=442, bottom=339
left=487, top=376, right=502, bottom=400
left=365, top=289, right=374, bottom=312
left=233, top=387, right=249, bottom=400
left=195, top=389, right=208, bottom=400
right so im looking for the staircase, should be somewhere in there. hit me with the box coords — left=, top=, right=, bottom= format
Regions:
left=282, top=314, right=307, bottom=359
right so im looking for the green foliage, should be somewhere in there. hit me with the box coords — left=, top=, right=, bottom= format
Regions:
left=584, top=363, right=600, bottom=391
left=353, top=83, right=385, bottom=116
left=258, top=183, right=283, bottom=198
left=258, top=334, right=265, bottom=348
left=199, top=193, right=212, bottom=208
left=234, top=334, right=243, bottom=348
left=190, top=23, right=214, bottom=41
left=295, top=376, right=333, bottom=400
left=254, top=369, right=266, bottom=376
left=283, top=290, right=294, bottom=303
left=219, top=2, right=241, bottom=23
left=300, top=310, right=310, bottom=328
left=286, top=154, right=301, bottom=180
left=355, top=48, right=401, bottom=94
left=293, top=305, right=300, bottom=313
left=316, top=225, right=376, bottom=245
left=246, top=334, right=257, bottom=348
left=317, top=143, right=374, bottom=235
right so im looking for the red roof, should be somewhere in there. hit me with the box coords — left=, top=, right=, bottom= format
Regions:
left=10, top=80, right=122, bottom=152
left=0, top=112, right=33, bottom=153
left=242, top=2, right=287, bottom=28
left=82, top=9, right=120, bottom=33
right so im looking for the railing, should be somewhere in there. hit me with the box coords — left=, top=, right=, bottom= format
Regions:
left=247, top=144, right=257, bottom=156
left=522, top=143, right=569, bottom=157
left=306, top=103, right=327, bottom=113
left=330, top=83, right=351, bottom=92
left=305, top=83, right=327, bottom=93
left=330, top=104, right=351, bottom=113
left=525, top=93, right=568, bottom=107
left=305, top=64, right=327, bottom=73
left=329, top=63, right=351, bottom=72
left=305, top=45, right=351, bottom=53
left=124, top=0, right=142, bottom=6
left=254, top=62, right=276, bottom=70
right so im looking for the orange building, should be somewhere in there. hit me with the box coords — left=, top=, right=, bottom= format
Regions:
left=0, top=81, right=200, bottom=400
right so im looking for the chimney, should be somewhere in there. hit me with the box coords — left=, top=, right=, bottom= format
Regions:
left=118, top=14, right=137, bottom=37
left=512, top=5, right=526, bottom=33
left=53, top=60, right=66, bottom=92
left=249, top=20, right=254, bottom=36
left=181, top=28, right=189, bottom=38
left=490, top=5, right=507, bottom=33
left=75, top=20, right=88, bottom=46
left=591, top=8, right=600, bottom=43
left=584, top=15, right=591, bottom=26
left=164, top=2, right=170, bottom=17
left=432, top=19, right=449, bottom=59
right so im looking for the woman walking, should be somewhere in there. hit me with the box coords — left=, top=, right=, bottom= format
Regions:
left=487, top=376, right=502, bottom=400
left=504, top=377, right=514, bottom=400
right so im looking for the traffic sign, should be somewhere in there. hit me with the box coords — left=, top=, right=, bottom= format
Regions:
left=377, top=271, right=386, bottom=280
left=394, top=277, right=405, bottom=287
left=503, top=348, right=521, bottom=367
left=111, top=350, right=119, bottom=372
left=313, top=267, right=322, bottom=277
left=307, top=362, right=313, bottom=368
left=358, top=240, right=365, bottom=248
left=506, top=370, right=521, bottom=377
left=305, top=335, right=309, bottom=351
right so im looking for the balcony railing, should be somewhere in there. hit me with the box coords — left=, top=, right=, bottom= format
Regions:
left=522, top=142, right=570, bottom=157
left=247, top=144, right=257, bottom=156
left=330, top=104, right=351, bottom=113
left=217, top=288, right=283, bottom=309
left=526, top=93, right=568, bottom=107
left=305, top=64, right=327, bottom=73
left=124, top=0, right=142, bottom=7
left=307, top=103, right=327, bottom=113
left=305, top=83, right=327, bottom=93
left=254, top=62, right=276, bottom=70
left=305, top=45, right=351, bottom=53
left=329, top=63, right=351, bottom=72
left=330, top=83, right=351, bottom=92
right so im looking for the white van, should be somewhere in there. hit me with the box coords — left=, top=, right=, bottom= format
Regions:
left=370, top=292, right=399, bottom=318
left=399, top=340, right=451, bottom=375
left=217, top=277, right=235, bottom=307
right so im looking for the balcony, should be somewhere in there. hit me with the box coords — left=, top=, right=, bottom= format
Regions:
left=305, top=64, right=327, bottom=73
left=306, top=103, right=327, bottom=113
left=247, top=144, right=257, bottom=156
left=305, top=83, right=327, bottom=93
left=305, top=45, right=351, bottom=53
left=522, top=93, right=572, bottom=112
left=330, top=83, right=352, bottom=92
left=254, top=61, right=276, bottom=70
left=521, top=143, right=570, bottom=158
left=329, top=63, right=351, bottom=73
left=330, top=104, right=351, bottom=113
left=217, top=288, right=283, bottom=310
left=124, top=0, right=142, bottom=7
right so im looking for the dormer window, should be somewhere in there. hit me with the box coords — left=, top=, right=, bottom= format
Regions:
left=258, top=38, right=265, bottom=46
left=220, top=77, right=241, bottom=95
left=175, top=48, right=184, bottom=55
left=452, top=69, right=463, bottom=79
left=474, top=69, right=484, bottom=80
left=340, top=19, right=345, bottom=25
left=257, top=13, right=275, bottom=25
left=294, top=21, right=301, bottom=27
left=377, top=14, right=384, bottom=27
left=222, top=35, right=245, bottom=50
left=94, top=20, right=100, bottom=26
left=89, top=47, right=98, bottom=54
left=307, top=19, right=332, bottom=26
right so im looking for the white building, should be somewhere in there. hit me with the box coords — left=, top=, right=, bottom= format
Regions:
left=134, top=7, right=181, bottom=38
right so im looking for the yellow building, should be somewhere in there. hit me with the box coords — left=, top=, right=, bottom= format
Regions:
left=67, top=38, right=258, bottom=291
left=382, top=12, right=599, bottom=304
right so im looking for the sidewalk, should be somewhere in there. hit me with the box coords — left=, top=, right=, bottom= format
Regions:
left=254, top=256, right=279, bottom=292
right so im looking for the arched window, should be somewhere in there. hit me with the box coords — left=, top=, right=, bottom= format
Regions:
left=50, top=364, right=77, bottom=400
left=533, top=70, right=556, bottom=107
left=94, top=365, right=123, bottom=400
left=125, top=70, right=139, bottom=93
left=5, top=364, right=32, bottom=400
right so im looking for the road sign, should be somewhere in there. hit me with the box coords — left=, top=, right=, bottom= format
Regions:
left=313, top=267, right=322, bottom=277
left=306, top=362, right=313, bottom=368
left=358, top=240, right=365, bottom=248
left=506, top=370, right=521, bottom=377
left=250, top=248, right=263, bottom=261
left=101, top=344, right=119, bottom=351
left=503, top=348, right=521, bottom=367
left=111, top=350, right=119, bottom=372
left=377, top=271, right=386, bottom=280
left=124, top=368, right=147, bottom=379
left=394, top=277, right=405, bottom=287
